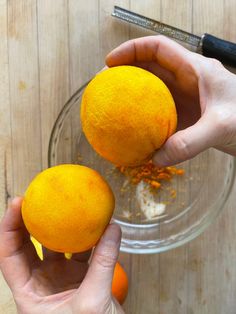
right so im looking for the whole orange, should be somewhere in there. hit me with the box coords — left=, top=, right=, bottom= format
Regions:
left=112, top=262, right=129, bottom=305
left=81, top=65, right=177, bottom=166
left=22, top=164, right=115, bottom=253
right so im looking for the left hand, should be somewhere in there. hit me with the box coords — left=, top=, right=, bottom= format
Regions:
left=0, top=197, right=124, bottom=314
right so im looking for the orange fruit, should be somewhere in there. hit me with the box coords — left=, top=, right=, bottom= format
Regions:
left=22, top=164, right=115, bottom=253
left=81, top=65, right=177, bottom=166
left=112, top=262, right=129, bottom=305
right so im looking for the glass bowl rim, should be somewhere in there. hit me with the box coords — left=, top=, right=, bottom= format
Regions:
left=48, top=83, right=236, bottom=254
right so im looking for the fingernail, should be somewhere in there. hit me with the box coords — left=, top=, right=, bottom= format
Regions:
left=97, top=66, right=108, bottom=74
left=152, top=155, right=168, bottom=167
left=101, top=223, right=121, bottom=245
left=12, top=196, right=23, bottom=202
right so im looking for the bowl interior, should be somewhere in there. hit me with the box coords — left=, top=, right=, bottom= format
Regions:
left=49, top=85, right=235, bottom=253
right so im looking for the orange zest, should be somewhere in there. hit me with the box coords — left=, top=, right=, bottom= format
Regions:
left=117, top=160, right=185, bottom=191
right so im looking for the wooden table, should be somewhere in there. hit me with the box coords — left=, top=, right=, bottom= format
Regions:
left=1, top=1, right=236, bottom=313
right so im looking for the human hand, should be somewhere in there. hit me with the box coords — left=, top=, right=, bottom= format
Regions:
left=0, top=197, right=124, bottom=314
left=106, top=35, right=236, bottom=166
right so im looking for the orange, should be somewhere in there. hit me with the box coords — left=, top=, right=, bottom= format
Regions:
left=112, top=262, right=129, bottom=304
left=81, top=65, right=177, bottom=166
left=22, top=164, right=115, bottom=253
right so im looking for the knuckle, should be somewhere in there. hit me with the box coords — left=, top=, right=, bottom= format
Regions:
left=206, top=58, right=224, bottom=74
left=95, top=251, right=117, bottom=269
left=209, top=58, right=223, bottom=68
left=78, top=304, right=98, bottom=314
left=210, top=107, right=232, bottom=131
left=215, top=116, right=228, bottom=131
left=78, top=299, right=108, bottom=314
left=157, top=34, right=167, bottom=42
left=168, top=135, right=191, bottom=161
left=200, top=57, right=224, bottom=78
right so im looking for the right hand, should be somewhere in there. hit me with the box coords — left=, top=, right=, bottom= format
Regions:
left=106, top=35, right=236, bottom=166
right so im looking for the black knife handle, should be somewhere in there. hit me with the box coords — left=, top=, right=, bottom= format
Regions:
left=201, top=33, right=236, bottom=67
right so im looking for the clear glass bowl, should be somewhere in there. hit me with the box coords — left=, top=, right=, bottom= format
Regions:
left=48, top=83, right=236, bottom=254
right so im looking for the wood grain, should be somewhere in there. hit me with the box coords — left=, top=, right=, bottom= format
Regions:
left=8, top=0, right=42, bottom=194
left=224, top=0, right=236, bottom=41
left=0, top=1, right=236, bottom=313
left=99, top=0, right=130, bottom=60
left=37, top=0, right=70, bottom=168
left=0, top=0, right=14, bottom=311
left=68, top=0, right=101, bottom=92
left=0, top=0, right=12, bottom=210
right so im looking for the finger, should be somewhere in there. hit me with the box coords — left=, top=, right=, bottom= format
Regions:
left=153, top=115, right=219, bottom=166
left=79, top=224, right=121, bottom=299
left=106, top=35, right=193, bottom=74
left=1, top=197, right=24, bottom=233
left=42, top=247, right=65, bottom=260
left=0, top=197, right=28, bottom=257
left=133, top=60, right=175, bottom=87
left=0, top=197, right=38, bottom=290
left=71, top=249, right=92, bottom=263
left=96, top=65, right=108, bottom=74
left=214, top=143, right=236, bottom=156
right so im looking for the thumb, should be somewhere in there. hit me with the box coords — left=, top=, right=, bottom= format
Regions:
left=80, top=224, right=121, bottom=297
left=153, top=116, right=217, bottom=166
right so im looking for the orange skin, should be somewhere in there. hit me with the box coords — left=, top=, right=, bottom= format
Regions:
left=112, top=262, right=129, bottom=305
left=81, top=65, right=177, bottom=166
left=22, top=164, right=115, bottom=253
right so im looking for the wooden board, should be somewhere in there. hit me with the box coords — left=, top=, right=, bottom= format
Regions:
left=0, top=1, right=236, bottom=313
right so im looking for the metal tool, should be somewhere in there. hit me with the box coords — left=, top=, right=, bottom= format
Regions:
left=112, top=6, right=236, bottom=67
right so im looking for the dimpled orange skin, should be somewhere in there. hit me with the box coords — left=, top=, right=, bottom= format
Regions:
left=81, top=66, right=177, bottom=166
left=112, top=262, right=129, bottom=305
left=22, top=164, right=115, bottom=253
